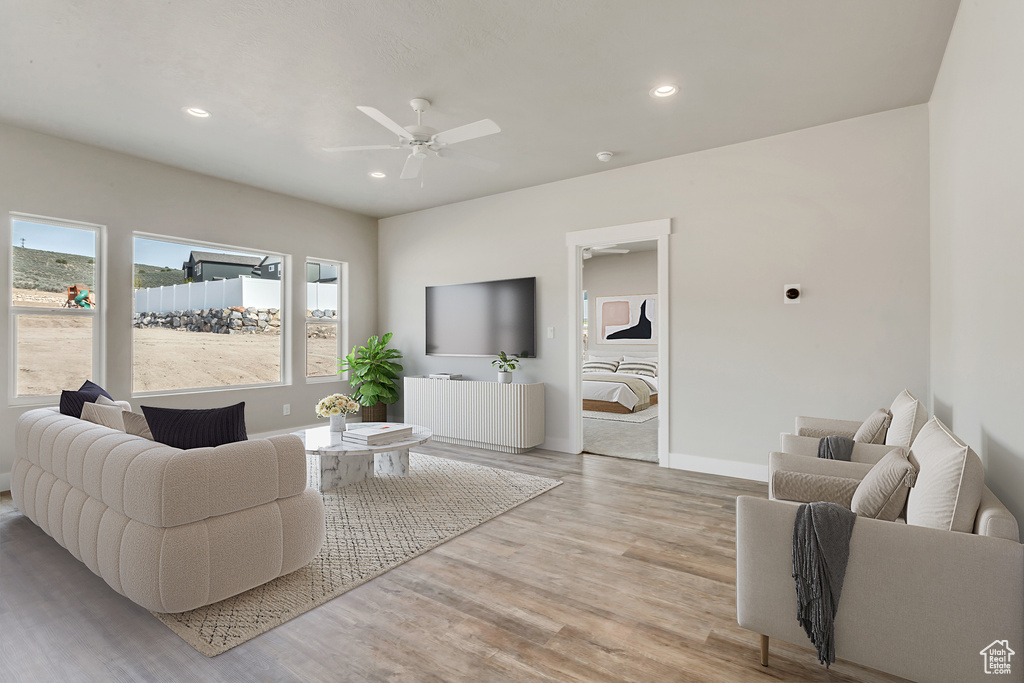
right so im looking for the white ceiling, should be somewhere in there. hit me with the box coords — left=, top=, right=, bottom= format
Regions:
left=0, top=0, right=959, bottom=218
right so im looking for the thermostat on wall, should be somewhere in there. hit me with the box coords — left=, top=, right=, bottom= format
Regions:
left=784, top=284, right=801, bottom=304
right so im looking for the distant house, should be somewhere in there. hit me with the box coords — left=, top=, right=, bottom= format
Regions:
left=182, top=250, right=263, bottom=282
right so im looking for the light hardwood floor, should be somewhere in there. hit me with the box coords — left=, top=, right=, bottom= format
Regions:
left=0, top=444, right=908, bottom=682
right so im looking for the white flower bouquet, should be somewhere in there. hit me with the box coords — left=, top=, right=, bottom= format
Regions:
left=316, top=393, right=361, bottom=418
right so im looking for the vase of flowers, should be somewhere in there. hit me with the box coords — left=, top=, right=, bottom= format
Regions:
left=316, top=393, right=361, bottom=432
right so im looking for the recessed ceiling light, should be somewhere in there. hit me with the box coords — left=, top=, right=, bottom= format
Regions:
left=368, top=171, right=387, bottom=179
left=184, top=106, right=211, bottom=118
left=649, top=85, right=678, bottom=98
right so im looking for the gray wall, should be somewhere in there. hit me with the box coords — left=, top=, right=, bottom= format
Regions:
left=0, top=122, right=377, bottom=489
left=929, top=2, right=1024, bottom=532
left=379, top=106, right=931, bottom=464
left=583, top=250, right=658, bottom=358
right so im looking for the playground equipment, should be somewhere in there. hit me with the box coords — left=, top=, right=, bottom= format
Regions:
left=65, top=284, right=96, bottom=309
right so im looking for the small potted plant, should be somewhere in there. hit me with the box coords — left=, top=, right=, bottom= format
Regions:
left=316, top=393, right=361, bottom=432
left=491, top=351, right=520, bottom=383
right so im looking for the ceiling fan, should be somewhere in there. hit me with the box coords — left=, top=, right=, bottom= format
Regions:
left=582, top=245, right=631, bottom=260
left=323, top=98, right=501, bottom=180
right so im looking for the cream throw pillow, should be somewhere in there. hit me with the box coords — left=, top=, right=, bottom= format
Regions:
left=854, top=408, right=892, bottom=444
left=123, top=411, right=154, bottom=440
left=851, top=448, right=917, bottom=520
left=885, top=389, right=928, bottom=448
left=81, top=401, right=126, bottom=432
left=905, top=418, right=985, bottom=533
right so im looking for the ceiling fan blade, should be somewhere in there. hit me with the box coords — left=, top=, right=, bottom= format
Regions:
left=400, top=153, right=424, bottom=180
left=434, top=148, right=499, bottom=172
left=432, top=119, right=501, bottom=145
left=356, top=106, right=413, bottom=140
left=322, top=144, right=401, bottom=152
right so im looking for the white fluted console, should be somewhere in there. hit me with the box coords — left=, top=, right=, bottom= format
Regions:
left=404, top=377, right=545, bottom=454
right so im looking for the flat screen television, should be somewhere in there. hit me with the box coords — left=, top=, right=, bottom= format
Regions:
left=426, top=277, right=536, bottom=357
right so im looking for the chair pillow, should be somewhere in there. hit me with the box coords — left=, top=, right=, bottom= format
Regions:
left=853, top=408, right=892, bottom=444
left=885, top=389, right=928, bottom=447
left=772, top=470, right=861, bottom=509
left=123, top=411, right=154, bottom=440
left=851, top=448, right=917, bottom=521
left=905, top=418, right=985, bottom=533
left=582, top=359, right=619, bottom=373
left=142, top=402, right=247, bottom=449
left=617, top=360, right=657, bottom=378
left=81, top=401, right=126, bottom=432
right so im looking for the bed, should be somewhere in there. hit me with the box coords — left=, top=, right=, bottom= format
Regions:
left=581, top=356, right=659, bottom=413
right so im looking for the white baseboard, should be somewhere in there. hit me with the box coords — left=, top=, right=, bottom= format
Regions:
left=0, top=472, right=10, bottom=493
left=539, top=436, right=573, bottom=454
left=667, top=452, right=768, bottom=483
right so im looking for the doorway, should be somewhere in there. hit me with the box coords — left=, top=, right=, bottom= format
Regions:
left=566, top=219, right=671, bottom=466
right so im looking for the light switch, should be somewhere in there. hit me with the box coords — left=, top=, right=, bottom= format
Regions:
left=547, top=326, right=555, bottom=339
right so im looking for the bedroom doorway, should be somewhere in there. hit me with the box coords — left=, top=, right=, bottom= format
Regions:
left=566, top=219, right=671, bottom=466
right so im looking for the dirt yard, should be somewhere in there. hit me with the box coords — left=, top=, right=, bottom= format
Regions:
left=15, top=314, right=340, bottom=395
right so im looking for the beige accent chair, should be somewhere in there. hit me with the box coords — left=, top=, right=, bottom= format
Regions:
left=739, top=419, right=1023, bottom=683
left=12, top=408, right=325, bottom=613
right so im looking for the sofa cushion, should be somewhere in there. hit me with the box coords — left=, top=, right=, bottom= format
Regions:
left=851, top=448, right=917, bottom=521
left=771, top=470, right=861, bottom=508
left=906, top=418, right=985, bottom=533
left=854, top=408, right=891, bottom=444
left=81, top=402, right=126, bottom=432
left=142, top=402, right=247, bottom=449
left=123, top=411, right=153, bottom=440
left=885, top=389, right=928, bottom=448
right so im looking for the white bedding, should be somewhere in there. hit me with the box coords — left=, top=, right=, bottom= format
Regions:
left=582, top=373, right=658, bottom=410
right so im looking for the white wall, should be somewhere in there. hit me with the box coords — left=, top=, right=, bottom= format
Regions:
left=379, top=106, right=931, bottom=467
left=0, top=122, right=377, bottom=489
left=583, top=250, right=658, bottom=358
left=929, top=1, right=1024, bottom=531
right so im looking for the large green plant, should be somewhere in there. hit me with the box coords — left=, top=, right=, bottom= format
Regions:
left=337, top=332, right=404, bottom=406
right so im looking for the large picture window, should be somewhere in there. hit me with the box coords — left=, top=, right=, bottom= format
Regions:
left=10, top=214, right=103, bottom=402
left=305, top=259, right=344, bottom=379
left=132, top=235, right=285, bottom=394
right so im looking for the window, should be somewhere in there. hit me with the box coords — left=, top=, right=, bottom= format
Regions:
left=305, top=259, right=344, bottom=379
left=132, top=235, right=285, bottom=394
left=10, top=214, right=104, bottom=403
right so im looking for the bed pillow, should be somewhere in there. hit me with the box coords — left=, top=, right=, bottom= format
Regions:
left=617, top=359, right=657, bottom=378
left=621, top=355, right=658, bottom=364
left=142, top=402, right=247, bottom=449
left=582, top=359, right=619, bottom=373
left=81, top=401, right=127, bottom=432
left=853, top=408, right=892, bottom=444
left=587, top=353, right=622, bottom=362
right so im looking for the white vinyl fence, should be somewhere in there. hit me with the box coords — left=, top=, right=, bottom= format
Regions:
left=135, top=279, right=338, bottom=313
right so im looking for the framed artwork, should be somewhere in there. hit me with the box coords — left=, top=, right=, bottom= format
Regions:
left=596, top=295, right=656, bottom=344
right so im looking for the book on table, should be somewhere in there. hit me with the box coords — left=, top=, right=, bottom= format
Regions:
left=343, top=424, right=414, bottom=446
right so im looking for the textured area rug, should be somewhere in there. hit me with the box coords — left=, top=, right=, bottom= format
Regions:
left=152, top=453, right=561, bottom=656
left=583, top=414, right=659, bottom=462
left=582, top=404, right=658, bottom=423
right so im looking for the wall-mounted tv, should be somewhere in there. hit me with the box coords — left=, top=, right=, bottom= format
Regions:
left=426, top=277, right=536, bottom=357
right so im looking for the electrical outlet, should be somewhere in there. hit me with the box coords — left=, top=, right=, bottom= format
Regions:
left=283, top=404, right=291, bottom=416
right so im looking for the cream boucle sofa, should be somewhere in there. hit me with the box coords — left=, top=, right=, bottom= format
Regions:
left=12, top=408, right=325, bottom=613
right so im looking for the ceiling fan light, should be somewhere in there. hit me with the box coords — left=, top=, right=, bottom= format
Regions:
left=649, top=85, right=678, bottom=98
left=369, top=171, right=387, bottom=178
left=184, top=106, right=211, bottom=118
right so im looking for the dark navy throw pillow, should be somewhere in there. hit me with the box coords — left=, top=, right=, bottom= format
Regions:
left=79, top=380, right=113, bottom=401
left=60, top=389, right=104, bottom=418
left=141, top=402, right=247, bottom=449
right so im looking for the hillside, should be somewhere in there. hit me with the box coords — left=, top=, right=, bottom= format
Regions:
left=13, top=246, right=184, bottom=292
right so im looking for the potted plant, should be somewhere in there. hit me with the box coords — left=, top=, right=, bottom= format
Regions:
left=337, top=332, right=404, bottom=422
left=491, top=351, right=520, bottom=383
left=315, top=393, right=361, bottom=432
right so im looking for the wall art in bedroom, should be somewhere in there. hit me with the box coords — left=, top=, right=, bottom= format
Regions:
left=596, top=295, right=656, bottom=344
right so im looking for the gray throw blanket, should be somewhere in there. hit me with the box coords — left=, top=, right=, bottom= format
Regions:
left=818, top=435, right=854, bottom=461
left=792, top=502, right=857, bottom=668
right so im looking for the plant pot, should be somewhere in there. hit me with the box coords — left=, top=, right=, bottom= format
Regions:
left=329, top=414, right=347, bottom=432
left=361, top=402, right=388, bottom=423
left=497, top=371, right=512, bottom=384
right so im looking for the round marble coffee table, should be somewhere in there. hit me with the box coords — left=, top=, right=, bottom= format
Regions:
left=292, top=422, right=432, bottom=491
